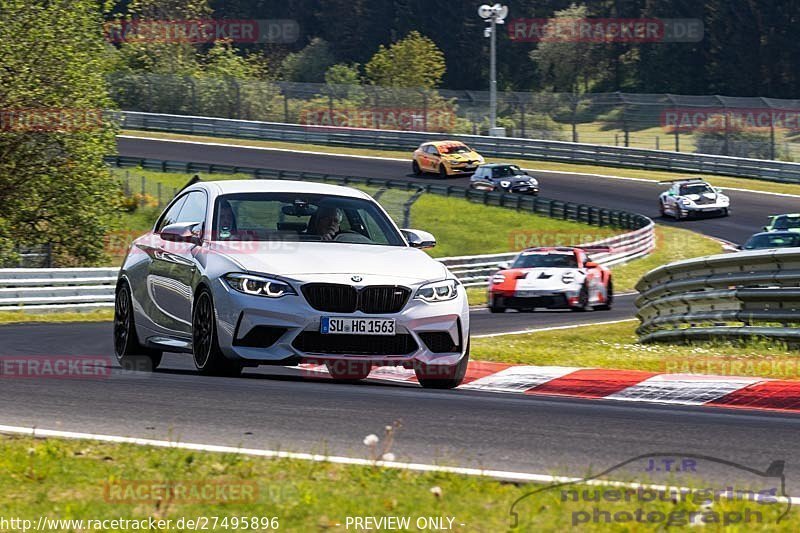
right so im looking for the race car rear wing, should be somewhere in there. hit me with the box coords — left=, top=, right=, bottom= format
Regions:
left=657, top=178, right=706, bottom=184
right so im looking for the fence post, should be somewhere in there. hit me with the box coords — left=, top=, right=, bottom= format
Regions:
left=157, top=182, right=162, bottom=206
left=140, top=175, right=146, bottom=200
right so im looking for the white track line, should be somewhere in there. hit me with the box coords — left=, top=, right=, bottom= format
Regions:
left=3, top=424, right=797, bottom=506
left=472, top=318, right=637, bottom=338
left=119, top=134, right=800, bottom=199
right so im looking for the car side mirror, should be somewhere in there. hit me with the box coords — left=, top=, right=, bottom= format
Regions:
left=585, top=261, right=599, bottom=268
left=497, top=261, right=511, bottom=270
left=161, top=222, right=202, bottom=245
left=402, top=229, right=436, bottom=249
left=762, top=226, right=769, bottom=231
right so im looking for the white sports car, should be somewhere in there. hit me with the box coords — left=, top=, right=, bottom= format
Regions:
left=114, top=180, right=470, bottom=388
left=659, top=179, right=730, bottom=220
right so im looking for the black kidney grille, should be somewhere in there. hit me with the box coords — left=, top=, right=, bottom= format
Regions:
left=292, top=331, right=418, bottom=355
left=302, top=284, right=411, bottom=314
left=302, top=284, right=358, bottom=313
left=359, top=286, right=411, bottom=314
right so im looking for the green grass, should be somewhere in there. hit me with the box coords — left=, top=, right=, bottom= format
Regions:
left=2, top=434, right=796, bottom=531
left=472, top=320, right=800, bottom=380
left=121, top=129, right=800, bottom=196
left=0, top=309, right=113, bottom=325
left=611, top=225, right=724, bottom=293
left=411, top=194, right=618, bottom=259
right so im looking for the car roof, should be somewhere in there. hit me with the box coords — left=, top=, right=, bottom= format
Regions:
left=479, top=163, right=517, bottom=168
left=521, top=247, right=579, bottom=253
left=426, top=140, right=466, bottom=147
left=186, top=179, right=372, bottom=200
left=771, top=213, right=800, bottom=218
left=750, top=231, right=798, bottom=238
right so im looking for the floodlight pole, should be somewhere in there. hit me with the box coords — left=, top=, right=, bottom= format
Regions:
left=489, top=15, right=497, bottom=134
left=479, top=4, right=507, bottom=136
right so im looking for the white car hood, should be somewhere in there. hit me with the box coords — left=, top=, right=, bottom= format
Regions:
left=515, top=268, right=582, bottom=289
left=210, top=241, right=447, bottom=283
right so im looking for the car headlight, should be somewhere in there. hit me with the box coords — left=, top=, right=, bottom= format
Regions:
left=528, top=178, right=538, bottom=186
left=491, top=273, right=506, bottom=284
left=500, top=180, right=511, bottom=188
left=561, top=272, right=576, bottom=284
left=415, top=279, right=459, bottom=302
left=224, top=273, right=295, bottom=298
left=679, top=198, right=694, bottom=206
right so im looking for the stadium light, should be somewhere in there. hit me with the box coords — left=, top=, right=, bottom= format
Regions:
left=478, top=4, right=508, bottom=137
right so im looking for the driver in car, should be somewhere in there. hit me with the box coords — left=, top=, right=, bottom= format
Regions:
left=309, top=205, right=343, bottom=241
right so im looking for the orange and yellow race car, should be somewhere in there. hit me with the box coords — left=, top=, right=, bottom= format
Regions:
left=412, top=140, right=485, bottom=178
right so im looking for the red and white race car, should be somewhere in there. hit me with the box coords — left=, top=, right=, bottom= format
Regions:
left=487, top=247, right=613, bottom=313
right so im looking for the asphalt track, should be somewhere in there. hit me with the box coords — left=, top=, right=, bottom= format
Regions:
left=118, top=136, right=800, bottom=244
left=3, top=321, right=800, bottom=492
left=2, top=137, right=799, bottom=491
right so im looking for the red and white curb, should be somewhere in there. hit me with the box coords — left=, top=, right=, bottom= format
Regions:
left=298, top=362, right=800, bottom=413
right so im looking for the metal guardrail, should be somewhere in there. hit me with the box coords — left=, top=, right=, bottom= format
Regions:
left=0, top=268, right=117, bottom=312
left=119, top=111, right=800, bottom=184
left=635, top=249, right=800, bottom=344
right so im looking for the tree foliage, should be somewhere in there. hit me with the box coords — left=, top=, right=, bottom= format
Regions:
left=0, top=0, right=119, bottom=266
left=365, top=31, right=445, bottom=89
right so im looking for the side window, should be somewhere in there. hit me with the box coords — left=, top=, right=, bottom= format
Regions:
left=175, top=191, right=208, bottom=226
left=155, top=195, right=188, bottom=232
left=426, top=145, right=439, bottom=155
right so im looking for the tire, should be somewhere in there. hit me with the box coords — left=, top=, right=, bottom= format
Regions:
left=659, top=201, right=666, bottom=217
left=489, top=304, right=506, bottom=313
left=325, top=360, right=371, bottom=382
left=722, top=208, right=730, bottom=217
left=570, top=282, right=592, bottom=312
left=594, top=278, right=614, bottom=311
left=114, top=282, right=162, bottom=372
left=192, top=289, right=243, bottom=377
left=438, top=164, right=449, bottom=179
left=415, top=342, right=470, bottom=390
left=412, top=160, right=422, bottom=176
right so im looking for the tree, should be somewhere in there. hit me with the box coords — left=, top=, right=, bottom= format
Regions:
left=280, top=38, right=336, bottom=83
left=529, top=4, right=601, bottom=94
left=364, top=31, right=445, bottom=89
left=0, top=0, right=119, bottom=266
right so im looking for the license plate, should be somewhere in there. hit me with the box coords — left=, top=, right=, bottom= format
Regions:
left=320, top=317, right=395, bottom=336
left=517, top=187, right=529, bottom=191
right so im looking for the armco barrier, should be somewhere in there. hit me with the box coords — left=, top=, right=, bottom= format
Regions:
left=118, top=111, right=800, bottom=184
left=635, top=248, right=800, bottom=344
left=0, top=268, right=117, bottom=312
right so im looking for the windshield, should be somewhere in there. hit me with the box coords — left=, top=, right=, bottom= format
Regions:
left=773, top=216, right=800, bottom=230
left=680, top=184, right=714, bottom=196
left=212, top=193, right=404, bottom=246
left=744, top=234, right=800, bottom=249
left=512, top=252, right=577, bottom=269
left=439, top=143, right=471, bottom=154
left=492, top=165, right=523, bottom=178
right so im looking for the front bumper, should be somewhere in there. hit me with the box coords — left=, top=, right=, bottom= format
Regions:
left=490, top=288, right=579, bottom=309
left=211, top=278, right=470, bottom=367
left=680, top=203, right=728, bottom=216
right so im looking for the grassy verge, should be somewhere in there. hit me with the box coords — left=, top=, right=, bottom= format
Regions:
left=472, top=320, right=800, bottom=380
left=0, top=309, right=113, bottom=325
left=2, top=434, right=795, bottom=531
left=121, top=130, right=800, bottom=196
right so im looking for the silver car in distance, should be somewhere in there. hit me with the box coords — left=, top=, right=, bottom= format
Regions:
left=114, top=180, right=470, bottom=388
